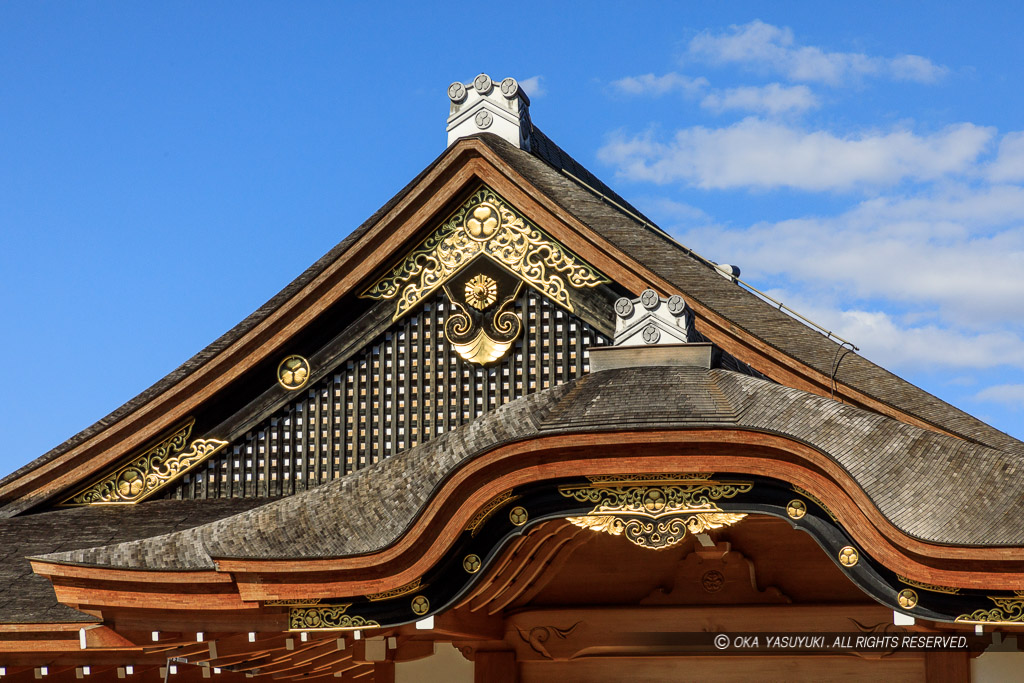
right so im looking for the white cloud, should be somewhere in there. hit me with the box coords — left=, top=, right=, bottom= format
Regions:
left=519, top=75, right=545, bottom=98
left=638, top=196, right=710, bottom=222
left=599, top=118, right=994, bottom=191
left=974, top=384, right=1024, bottom=407
left=609, top=72, right=708, bottom=96
left=673, top=184, right=1024, bottom=327
left=751, top=290, right=1024, bottom=372
left=701, top=83, right=819, bottom=115
left=821, top=310, right=1024, bottom=371
left=988, top=131, right=1024, bottom=182
left=687, top=20, right=948, bottom=85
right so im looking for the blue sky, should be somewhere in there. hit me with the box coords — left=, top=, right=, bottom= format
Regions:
left=2, top=2, right=1023, bottom=478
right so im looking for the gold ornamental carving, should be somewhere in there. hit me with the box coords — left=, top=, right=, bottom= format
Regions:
left=62, top=419, right=229, bottom=506
left=360, top=185, right=609, bottom=321
left=277, top=355, right=310, bottom=391
left=897, top=589, right=919, bottom=610
left=266, top=598, right=323, bottom=607
left=466, top=490, right=519, bottom=536
left=955, top=595, right=1024, bottom=626
left=838, top=546, right=859, bottom=567
left=465, top=274, right=498, bottom=310
left=559, top=474, right=751, bottom=550
left=567, top=512, right=746, bottom=550
left=366, top=578, right=424, bottom=602
left=289, top=604, right=380, bottom=631
left=897, top=575, right=960, bottom=595
left=443, top=279, right=523, bottom=365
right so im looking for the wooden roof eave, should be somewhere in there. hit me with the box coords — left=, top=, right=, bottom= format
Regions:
left=3, top=134, right=1011, bottom=515
left=27, top=428, right=1024, bottom=616
left=463, top=140, right=971, bottom=443
left=0, top=141, right=498, bottom=515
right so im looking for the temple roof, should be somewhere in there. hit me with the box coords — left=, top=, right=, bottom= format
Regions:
left=479, top=134, right=1024, bottom=457
left=0, top=498, right=268, bottom=623
left=35, top=365, right=1024, bottom=575
left=6, top=122, right=1021, bottom=513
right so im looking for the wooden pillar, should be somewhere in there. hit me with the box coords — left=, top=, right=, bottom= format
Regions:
left=925, top=651, right=970, bottom=683
left=475, top=650, right=517, bottom=683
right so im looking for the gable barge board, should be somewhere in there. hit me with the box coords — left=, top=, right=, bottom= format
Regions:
left=0, top=144, right=495, bottom=515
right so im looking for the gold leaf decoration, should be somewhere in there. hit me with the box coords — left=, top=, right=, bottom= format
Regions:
left=465, top=490, right=519, bottom=536
left=366, top=578, right=424, bottom=602
left=465, top=274, right=498, bottom=310
left=558, top=475, right=753, bottom=517
left=361, top=185, right=609, bottom=321
left=62, top=419, right=228, bottom=506
left=289, top=604, right=380, bottom=631
left=955, top=596, right=1024, bottom=625
left=443, top=279, right=522, bottom=365
left=897, top=575, right=960, bottom=595
left=561, top=474, right=751, bottom=550
left=792, top=485, right=838, bottom=522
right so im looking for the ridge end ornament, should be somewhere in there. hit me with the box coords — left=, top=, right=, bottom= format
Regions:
left=613, top=289, right=694, bottom=346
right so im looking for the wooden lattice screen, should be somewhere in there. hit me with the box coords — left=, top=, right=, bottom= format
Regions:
left=161, top=289, right=610, bottom=500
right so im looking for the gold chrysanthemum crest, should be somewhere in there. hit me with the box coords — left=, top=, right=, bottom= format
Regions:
left=361, top=185, right=609, bottom=320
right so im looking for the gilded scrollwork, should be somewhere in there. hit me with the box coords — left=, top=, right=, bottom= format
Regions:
left=465, top=490, right=519, bottom=536
left=955, top=596, right=1024, bottom=625
left=365, top=578, right=424, bottom=602
left=289, top=604, right=380, bottom=631
left=897, top=575, right=960, bottom=595
left=558, top=475, right=753, bottom=517
left=792, top=485, right=838, bottom=522
left=62, top=419, right=228, bottom=506
left=560, top=474, right=751, bottom=550
left=361, top=185, right=609, bottom=321
left=443, top=280, right=522, bottom=365
left=566, top=513, right=747, bottom=550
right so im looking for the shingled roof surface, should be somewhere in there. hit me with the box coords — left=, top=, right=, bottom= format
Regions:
left=0, top=148, right=449, bottom=492
left=477, top=133, right=1024, bottom=457
left=0, top=498, right=270, bottom=623
left=7, top=125, right=1022, bottom=506
left=37, top=366, right=1024, bottom=573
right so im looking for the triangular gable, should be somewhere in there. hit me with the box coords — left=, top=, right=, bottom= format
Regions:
left=5, top=130, right=1023, bottom=516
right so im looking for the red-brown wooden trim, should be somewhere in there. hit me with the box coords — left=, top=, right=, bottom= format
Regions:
left=3, top=138, right=974, bottom=513
left=30, top=428, right=1024, bottom=615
